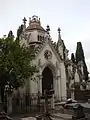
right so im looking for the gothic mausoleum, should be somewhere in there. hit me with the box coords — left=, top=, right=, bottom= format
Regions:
left=18, top=15, right=85, bottom=101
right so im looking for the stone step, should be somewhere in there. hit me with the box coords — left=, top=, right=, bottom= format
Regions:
left=20, top=117, right=36, bottom=120
left=51, top=113, right=72, bottom=120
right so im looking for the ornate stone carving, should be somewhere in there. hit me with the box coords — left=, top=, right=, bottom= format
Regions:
left=44, top=50, right=52, bottom=59
left=56, top=61, right=58, bottom=68
left=38, top=59, right=41, bottom=66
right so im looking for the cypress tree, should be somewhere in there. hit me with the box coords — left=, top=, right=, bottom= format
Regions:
left=75, top=42, right=88, bottom=81
left=71, top=53, right=75, bottom=63
left=16, top=24, right=24, bottom=40
left=76, top=42, right=85, bottom=63
left=8, top=30, right=14, bottom=39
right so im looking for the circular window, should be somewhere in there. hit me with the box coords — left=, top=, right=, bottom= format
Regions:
left=44, top=50, right=52, bottom=59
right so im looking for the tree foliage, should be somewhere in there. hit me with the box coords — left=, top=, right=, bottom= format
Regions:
left=0, top=36, right=36, bottom=91
left=8, top=30, right=14, bottom=39
left=75, top=42, right=85, bottom=63
left=83, top=60, right=89, bottom=81
left=16, top=24, right=24, bottom=40
left=75, top=42, right=88, bottom=81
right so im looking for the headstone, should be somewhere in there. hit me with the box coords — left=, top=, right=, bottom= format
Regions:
left=72, top=104, right=85, bottom=119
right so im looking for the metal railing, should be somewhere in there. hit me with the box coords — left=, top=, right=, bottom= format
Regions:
left=12, top=93, right=45, bottom=114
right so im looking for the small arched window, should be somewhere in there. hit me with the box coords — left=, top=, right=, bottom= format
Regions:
left=41, top=36, right=42, bottom=40
left=40, top=36, right=41, bottom=41
left=37, top=35, right=39, bottom=41
left=43, top=36, right=44, bottom=40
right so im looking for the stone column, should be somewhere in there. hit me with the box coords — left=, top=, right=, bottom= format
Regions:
left=71, top=88, right=75, bottom=100
left=53, top=76, right=56, bottom=93
left=60, top=62, right=67, bottom=101
left=37, top=75, right=42, bottom=95
left=56, top=75, right=61, bottom=101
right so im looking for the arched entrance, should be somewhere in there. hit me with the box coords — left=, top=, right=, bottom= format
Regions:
left=42, top=67, right=53, bottom=94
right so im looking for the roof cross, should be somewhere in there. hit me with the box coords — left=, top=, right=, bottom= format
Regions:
left=23, top=17, right=27, bottom=24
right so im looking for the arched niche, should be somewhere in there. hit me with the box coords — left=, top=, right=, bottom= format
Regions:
left=42, top=67, right=53, bottom=94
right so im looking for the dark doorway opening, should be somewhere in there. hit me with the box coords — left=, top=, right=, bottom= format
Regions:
left=42, top=67, right=53, bottom=94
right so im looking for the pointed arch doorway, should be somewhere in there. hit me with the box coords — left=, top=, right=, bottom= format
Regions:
left=42, top=67, right=53, bottom=94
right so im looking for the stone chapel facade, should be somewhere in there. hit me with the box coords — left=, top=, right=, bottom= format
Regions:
left=19, top=15, right=84, bottom=101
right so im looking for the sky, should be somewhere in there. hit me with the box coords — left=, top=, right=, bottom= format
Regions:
left=0, top=0, right=90, bottom=72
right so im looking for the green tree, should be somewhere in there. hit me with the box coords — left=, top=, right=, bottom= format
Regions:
left=75, top=42, right=88, bottom=81
left=8, top=30, right=14, bottom=39
left=0, top=36, right=36, bottom=102
left=16, top=24, right=24, bottom=40
left=75, top=42, right=85, bottom=63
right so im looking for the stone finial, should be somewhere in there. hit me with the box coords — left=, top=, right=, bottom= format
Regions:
left=46, top=25, right=50, bottom=35
left=46, top=25, right=50, bottom=31
left=32, top=15, right=38, bottom=22
left=58, top=27, right=61, bottom=40
left=22, top=17, right=27, bottom=25
left=29, top=17, right=31, bottom=22
left=58, top=27, right=61, bottom=34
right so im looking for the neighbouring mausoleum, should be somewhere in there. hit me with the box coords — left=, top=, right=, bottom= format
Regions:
left=18, top=15, right=88, bottom=101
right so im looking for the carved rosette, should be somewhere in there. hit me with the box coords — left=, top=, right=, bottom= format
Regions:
left=44, top=50, right=52, bottom=59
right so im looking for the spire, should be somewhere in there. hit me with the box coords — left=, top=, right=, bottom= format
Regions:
left=58, top=27, right=61, bottom=40
left=22, top=17, right=27, bottom=31
left=57, top=27, right=62, bottom=46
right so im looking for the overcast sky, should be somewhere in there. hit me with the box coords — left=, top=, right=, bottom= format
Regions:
left=0, top=0, right=90, bottom=72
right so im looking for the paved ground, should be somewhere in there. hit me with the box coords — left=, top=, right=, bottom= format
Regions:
left=20, top=117, right=64, bottom=120
left=11, top=102, right=90, bottom=120
left=11, top=109, right=72, bottom=120
left=11, top=113, right=37, bottom=120
left=51, top=112, right=72, bottom=119
left=11, top=104, right=73, bottom=120
left=19, top=112, right=72, bottom=120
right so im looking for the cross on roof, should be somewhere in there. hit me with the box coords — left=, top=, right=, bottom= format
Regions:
left=23, top=17, right=27, bottom=24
